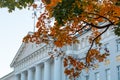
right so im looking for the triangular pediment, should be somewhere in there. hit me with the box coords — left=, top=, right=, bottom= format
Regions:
left=10, top=41, right=46, bottom=67
left=15, top=43, right=32, bottom=62
left=10, top=42, right=27, bottom=67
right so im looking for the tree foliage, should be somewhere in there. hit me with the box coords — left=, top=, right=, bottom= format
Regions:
left=1, top=0, right=120, bottom=79
left=0, top=0, right=34, bottom=12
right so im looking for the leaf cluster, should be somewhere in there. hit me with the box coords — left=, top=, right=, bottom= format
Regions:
left=115, top=1, right=120, bottom=6
left=53, top=0, right=83, bottom=25
left=0, top=0, right=33, bottom=12
left=1, top=0, right=120, bottom=79
left=114, top=22, right=120, bottom=36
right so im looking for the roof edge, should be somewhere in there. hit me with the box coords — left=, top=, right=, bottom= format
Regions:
left=0, top=71, right=14, bottom=79
left=10, top=42, right=26, bottom=67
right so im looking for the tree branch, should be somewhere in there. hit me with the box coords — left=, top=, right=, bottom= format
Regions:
left=69, top=24, right=90, bottom=35
left=85, top=26, right=109, bottom=67
left=87, top=13, right=113, bottom=24
left=83, top=21, right=114, bottom=29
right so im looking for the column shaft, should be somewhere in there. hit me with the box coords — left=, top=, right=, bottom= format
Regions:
left=28, top=69, right=33, bottom=80
left=21, top=72, right=26, bottom=80
left=44, top=61, right=50, bottom=80
left=35, top=65, right=42, bottom=80
left=15, top=74, right=19, bottom=80
left=54, top=57, right=61, bottom=80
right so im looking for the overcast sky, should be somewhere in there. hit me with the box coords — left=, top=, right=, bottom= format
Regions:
left=0, top=8, right=35, bottom=78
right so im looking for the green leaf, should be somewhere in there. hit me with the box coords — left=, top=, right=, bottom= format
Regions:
left=0, top=0, right=34, bottom=12
left=53, top=0, right=83, bottom=25
left=114, top=22, right=120, bottom=36
left=115, top=1, right=120, bottom=6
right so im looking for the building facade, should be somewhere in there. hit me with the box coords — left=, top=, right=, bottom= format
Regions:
left=0, top=27, right=120, bottom=80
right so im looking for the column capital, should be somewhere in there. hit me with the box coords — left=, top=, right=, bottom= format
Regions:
left=35, top=64, right=41, bottom=68
left=21, top=71, right=25, bottom=74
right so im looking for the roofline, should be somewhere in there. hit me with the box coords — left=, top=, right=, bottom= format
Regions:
left=0, top=71, right=14, bottom=79
left=10, top=32, right=34, bottom=67
left=10, top=42, right=25, bottom=67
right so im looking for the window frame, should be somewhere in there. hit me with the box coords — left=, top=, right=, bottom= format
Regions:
left=105, top=69, right=110, bottom=80
left=117, top=66, right=120, bottom=80
left=95, top=72, right=100, bottom=80
left=85, top=75, right=89, bottom=80
left=116, top=39, right=120, bottom=52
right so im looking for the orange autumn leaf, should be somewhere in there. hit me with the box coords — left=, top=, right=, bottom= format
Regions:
left=21, top=0, right=120, bottom=79
left=63, top=58, right=68, bottom=67
left=42, top=0, right=62, bottom=7
left=64, top=69, right=71, bottom=75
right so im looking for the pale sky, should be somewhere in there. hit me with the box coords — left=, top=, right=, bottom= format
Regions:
left=0, top=8, right=35, bottom=78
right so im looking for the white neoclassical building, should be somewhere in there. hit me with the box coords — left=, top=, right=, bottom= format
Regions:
left=1, top=27, right=120, bottom=80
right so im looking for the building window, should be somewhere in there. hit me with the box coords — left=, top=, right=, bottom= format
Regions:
left=104, top=43, right=109, bottom=49
left=117, top=66, right=120, bottom=80
left=85, top=75, right=89, bottom=80
left=116, top=39, right=120, bottom=51
left=72, top=43, right=78, bottom=50
left=81, top=38, right=85, bottom=48
left=95, top=72, right=100, bottom=80
left=104, top=43, right=109, bottom=52
left=106, top=69, right=110, bottom=80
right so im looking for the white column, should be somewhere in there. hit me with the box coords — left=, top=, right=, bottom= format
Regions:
left=28, top=69, right=33, bottom=80
left=54, top=57, right=61, bottom=80
left=44, top=60, right=50, bottom=80
left=35, top=65, right=42, bottom=80
left=62, top=58, right=66, bottom=80
left=15, top=74, right=19, bottom=80
left=21, top=72, right=26, bottom=80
